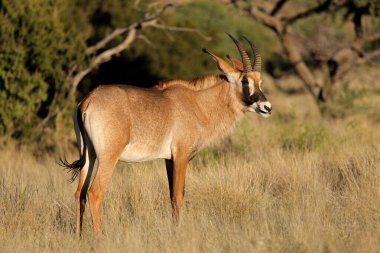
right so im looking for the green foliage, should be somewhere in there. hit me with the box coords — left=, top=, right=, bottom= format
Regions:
left=369, top=0, right=380, bottom=15
left=1, top=0, right=376, bottom=148
left=279, top=125, right=328, bottom=151
left=321, top=82, right=367, bottom=118
left=0, top=0, right=277, bottom=147
left=352, top=0, right=380, bottom=15
left=0, top=0, right=86, bottom=141
left=197, top=137, right=246, bottom=164
left=136, top=0, right=276, bottom=79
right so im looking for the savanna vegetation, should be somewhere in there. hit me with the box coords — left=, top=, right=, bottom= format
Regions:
left=0, top=0, right=379, bottom=252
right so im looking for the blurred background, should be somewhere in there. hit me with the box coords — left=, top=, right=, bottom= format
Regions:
left=1, top=1, right=380, bottom=251
left=0, top=0, right=379, bottom=152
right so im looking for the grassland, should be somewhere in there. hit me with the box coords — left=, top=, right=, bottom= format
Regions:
left=1, top=79, right=380, bottom=252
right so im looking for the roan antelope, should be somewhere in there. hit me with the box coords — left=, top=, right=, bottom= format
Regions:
left=61, top=34, right=272, bottom=238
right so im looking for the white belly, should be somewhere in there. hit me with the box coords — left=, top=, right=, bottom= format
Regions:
left=119, top=138, right=172, bottom=162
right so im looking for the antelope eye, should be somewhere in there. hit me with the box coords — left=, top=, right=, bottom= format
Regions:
left=241, top=77, right=248, bottom=85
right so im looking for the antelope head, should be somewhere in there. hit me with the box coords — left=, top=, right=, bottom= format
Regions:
left=203, top=34, right=272, bottom=118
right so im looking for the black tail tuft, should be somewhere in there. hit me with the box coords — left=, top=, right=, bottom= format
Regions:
left=59, top=105, right=87, bottom=183
left=58, top=156, right=86, bottom=183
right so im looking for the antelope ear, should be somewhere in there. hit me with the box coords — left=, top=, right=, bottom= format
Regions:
left=202, top=48, right=240, bottom=83
left=226, top=55, right=244, bottom=72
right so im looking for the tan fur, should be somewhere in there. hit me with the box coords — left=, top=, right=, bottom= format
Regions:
left=69, top=48, right=271, bottom=239
left=154, top=75, right=223, bottom=91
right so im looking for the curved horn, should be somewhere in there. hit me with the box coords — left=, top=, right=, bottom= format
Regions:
left=242, top=36, right=261, bottom=72
left=226, top=33, right=252, bottom=73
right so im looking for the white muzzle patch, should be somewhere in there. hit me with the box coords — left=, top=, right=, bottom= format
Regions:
left=249, top=101, right=272, bottom=118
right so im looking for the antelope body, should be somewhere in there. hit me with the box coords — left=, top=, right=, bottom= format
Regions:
left=62, top=34, right=272, bottom=238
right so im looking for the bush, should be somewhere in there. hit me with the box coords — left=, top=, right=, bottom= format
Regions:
left=0, top=0, right=276, bottom=146
left=321, top=82, right=367, bottom=119
left=0, top=0, right=86, bottom=142
left=280, top=125, right=328, bottom=151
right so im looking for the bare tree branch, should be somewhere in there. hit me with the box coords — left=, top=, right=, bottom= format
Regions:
left=285, top=0, right=332, bottom=25
left=358, top=49, right=380, bottom=64
left=332, top=47, right=380, bottom=80
left=328, top=31, right=380, bottom=77
left=270, top=0, right=288, bottom=16
left=228, top=0, right=379, bottom=106
left=249, top=6, right=284, bottom=32
left=353, top=12, right=363, bottom=38
left=223, top=0, right=282, bottom=31
left=85, top=2, right=175, bottom=55
left=226, top=0, right=325, bottom=101
left=146, top=1, right=175, bottom=18
left=329, top=32, right=380, bottom=68
left=147, top=23, right=211, bottom=41
left=66, top=1, right=209, bottom=95
left=281, top=34, right=321, bottom=101
left=137, top=34, right=154, bottom=46
left=69, top=23, right=141, bottom=93
left=354, top=32, right=380, bottom=48
left=85, top=27, right=131, bottom=55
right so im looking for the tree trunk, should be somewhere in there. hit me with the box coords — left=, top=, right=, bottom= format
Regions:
left=281, top=33, right=324, bottom=102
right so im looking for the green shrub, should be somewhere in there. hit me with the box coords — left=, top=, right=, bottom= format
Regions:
left=280, top=125, right=328, bottom=151
left=321, top=82, right=367, bottom=119
left=0, top=0, right=87, bottom=142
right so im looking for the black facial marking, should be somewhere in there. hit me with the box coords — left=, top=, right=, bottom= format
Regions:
left=242, top=78, right=254, bottom=106
left=250, top=93, right=260, bottom=103
left=242, top=77, right=248, bottom=85
left=251, top=91, right=267, bottom=103
left=241, top=78, right=268, bottom=106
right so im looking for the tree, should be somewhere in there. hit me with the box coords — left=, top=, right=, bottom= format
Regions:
left=0, top=0, right=204, bottom=147
left=226, top=0, right=380, bottom=114
left=0, top=0, right=87, bottom=141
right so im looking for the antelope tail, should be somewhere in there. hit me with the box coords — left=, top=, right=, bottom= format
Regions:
left=59, top=106, right=87, bottom=183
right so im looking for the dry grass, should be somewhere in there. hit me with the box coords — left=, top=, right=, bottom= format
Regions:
left=1, top=89, right=380, bottom=252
